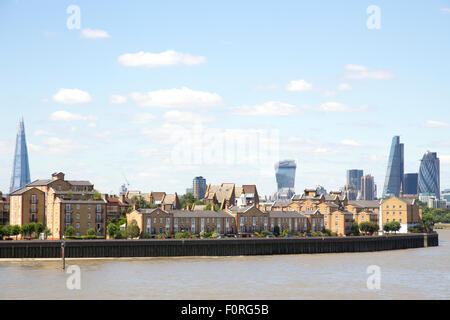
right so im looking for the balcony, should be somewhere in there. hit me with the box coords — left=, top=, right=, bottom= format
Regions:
left=30, top=207, right=37, bottom=213
left=65, top=208, right=73, bottom=213
left=30, top=199, right=38, bottom=204
left=30, top=216, right=37, bottom=223
left=96, top=217, right=103, bottom=223
left=65, top=216, right=73, bottom=223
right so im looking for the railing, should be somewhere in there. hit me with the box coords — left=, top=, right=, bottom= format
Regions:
left=30, top=207, right=37, bottom=213
left=96, top=217, right=103, bottom=223
left=65, top=208, right=73, bottom=213
left=65, top=216, right=73, bottom=223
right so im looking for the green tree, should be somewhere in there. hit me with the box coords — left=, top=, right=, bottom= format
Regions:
left=180, top=193, right=196, bottom=209
left=65, top=226, right=75, bottom=237
left=349, top=222, right=360, bottom=236
left=203, top=203, right=212, bottom=211
left=21, top=224, right=35, bottom=238
left=107, top=222, right=119, bottom=238
left=126, top=220, right=140, bottom=238
left=91, top=191, right=102, bottom=200
left=359, top=221, right=379, bottom=235
left=34, top=223, right=45, bottom=237
left=261, top=230, right=270, bottom=237
left=214, top=204, right=220, bottom=211
left=44, top=227, right=52, bottom=239
left=10, top=225, right=21, bottom=239
left=87, top=228, right=96, bottom=236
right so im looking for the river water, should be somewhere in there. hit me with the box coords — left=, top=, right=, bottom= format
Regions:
left=0, top=230, right=449, bottom=299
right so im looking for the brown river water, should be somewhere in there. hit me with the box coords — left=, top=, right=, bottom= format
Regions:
left=0, top=230, right=449, bottom=299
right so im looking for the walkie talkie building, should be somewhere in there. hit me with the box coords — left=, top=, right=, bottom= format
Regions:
left=9, top=118, right=31, bottom=193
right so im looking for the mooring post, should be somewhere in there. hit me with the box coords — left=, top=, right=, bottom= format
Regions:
left=61, top=236, right=66, bottom=270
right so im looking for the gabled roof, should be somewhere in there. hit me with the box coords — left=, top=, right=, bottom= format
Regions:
left=27, top=179, right=54, bottom=186
left=68, top=180, right=93, bottom=186
left=242, top=184, right=257, bottom=195
left=268, top=211, right=305, bottom=218
left=170, top=210, right=234, bottom=218
left=347, top=200, right=380, bottom=208
left=150, top=192, right=166, bottom=202
left=10, top=186, right=44, bottom=196
left=163, top=194, right=177, bottom=205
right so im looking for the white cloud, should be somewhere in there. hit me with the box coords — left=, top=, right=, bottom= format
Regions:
left=340, top=139, right=361, bottom=147
left=130, top=87, right=223, bottom=108
left=80, top=28, right=111, bottom=39
left=441, top=8, right=450, bottom=13
left=317, top=102, right=367, bottom=113
left=337, top=83, right=352, bottom=91
left=163, top=110, right=214, bottom=123
left=286, top=79, right=313, bottom=91
left=322, top=90, right=335, bottom=98
left=422, top=120, right=449, bottom=128
left=118, top=50, right=206, bottom=68
left=43, top=137, right=86, bottom=154
left=344, top=64, right=395, bottom=80
left=131, top=113, right=157, bottom=124
left=230, top=101, right=301, bottom=116
left=52, top=88, right=92, bottom=104
left=110, top=94, right=127, bottom=104
left=49, top=110, right=97, bottom=122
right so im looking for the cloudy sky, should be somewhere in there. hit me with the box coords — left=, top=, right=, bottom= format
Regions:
left=0, top=0, right=449, bottom=197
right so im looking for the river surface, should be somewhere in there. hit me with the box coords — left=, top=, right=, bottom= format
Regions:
left=0, top=230, right=449, bottom=299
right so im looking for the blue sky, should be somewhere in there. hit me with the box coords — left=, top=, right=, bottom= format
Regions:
left=0, top=0, right=449, bottom=197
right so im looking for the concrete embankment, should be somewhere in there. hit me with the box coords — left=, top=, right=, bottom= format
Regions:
left=0, top=233, right=438, bottom=259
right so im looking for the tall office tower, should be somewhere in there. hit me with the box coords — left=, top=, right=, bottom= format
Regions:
left=382, top=136, right=404, bottom=198
left=9, top=118, right=31, bottom=194
left=360, top=174, right=375, bottom=200
left=275, top=160, right=296, bottom=192
left=418, top=151, right=440, bottom=199
left=193, top=176, right=207, bottom=200
left=343, top=184, right=358, bottom=200
left=346, top=169, right=363, bottom=191
left=403, top=173, right=418, bottom=195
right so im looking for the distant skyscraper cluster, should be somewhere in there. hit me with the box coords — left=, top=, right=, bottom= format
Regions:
left=9, top=118, right=31, bottom=194
left=343, top=170, right=376, bottom=200
left=381, top=136, right=441, bottom=200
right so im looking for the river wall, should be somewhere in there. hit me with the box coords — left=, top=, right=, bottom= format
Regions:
left=0, top=233, right=438, bottom=259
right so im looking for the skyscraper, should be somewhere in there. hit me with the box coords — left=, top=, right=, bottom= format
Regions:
left=9, top=118, right=31, bottom=193
left=275, top=160, right=296, bottom=191
left=403, top=173, right=418, bottom=195
left=382, top=136, right=404, bottom=198
left=346, top=169, right=363, bottom=191
left=418, top=151, right=440, bottom=199
left=193, top=176, right=207, bottom=200
left=360, top=174, right=376, bottom=200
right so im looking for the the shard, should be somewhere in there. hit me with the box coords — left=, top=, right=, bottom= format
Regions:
left=9, top=118, right=31, bottom=193
left=382, top=136, right=404, bottom=198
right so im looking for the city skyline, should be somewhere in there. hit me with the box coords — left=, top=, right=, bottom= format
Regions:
left=0, top=1, right=449, bottom=197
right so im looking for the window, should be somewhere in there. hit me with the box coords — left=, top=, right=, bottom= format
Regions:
left=88, top=205, right=91, bottom=210
left=76, top=204, right=80, bottom=210
left=76, top=223, right=80, bottom=229
left=76, top=213, right=80, bottom=220
left=88, top=223, right=91, bottom=229
left=88, top=214, right=91, bottom=219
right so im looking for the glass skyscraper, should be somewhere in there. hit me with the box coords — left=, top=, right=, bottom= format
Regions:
left=346, top=169, right=363, bottom=191
left=418, top=151, right=440, bottom=199
left=275, top=160, right=296, bottom=192
left=9, top=118, right=31, bottom=193
left=382, top=136, right=404, bottom=198
left=403, top=173, right=418, bottom=195
left=192, top=176, right=207, bottom=200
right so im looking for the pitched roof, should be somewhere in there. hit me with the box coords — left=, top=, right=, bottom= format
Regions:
left=242, top=184, right=257, bottom=195
left=348, top=200, right=380, bottom=208
left=151, top=192, right=166, bottom=202
left=268, top=211, right=305, bottom=218
left=68, top=180, right=93, bottom=186
left=27, top=179, right=53, bottom=186
left=163, top=194, right=177, bottom=205
left=10, top=186, right=44, bottom=196
left=170, top=210, right=234, bottom=218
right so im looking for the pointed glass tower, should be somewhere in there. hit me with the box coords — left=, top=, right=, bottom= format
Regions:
left=382, top=136, right=404, bottom=198
left=9, top=118, right=31, bottom=193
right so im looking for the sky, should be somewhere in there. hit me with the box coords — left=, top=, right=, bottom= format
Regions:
left=0, top=0, right=449, bottom=197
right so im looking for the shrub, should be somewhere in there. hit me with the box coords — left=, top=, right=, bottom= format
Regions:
left=175, top=231, right=191, bottom=239
left=211, top=231, right=220, bottom=238
left=86, top=228, right=96, bottom=236
left=65, top=226, right=75, bottom=237
left=261, top=230, right=270, bottom=237
left=141, top=233, right=151, bottom=239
